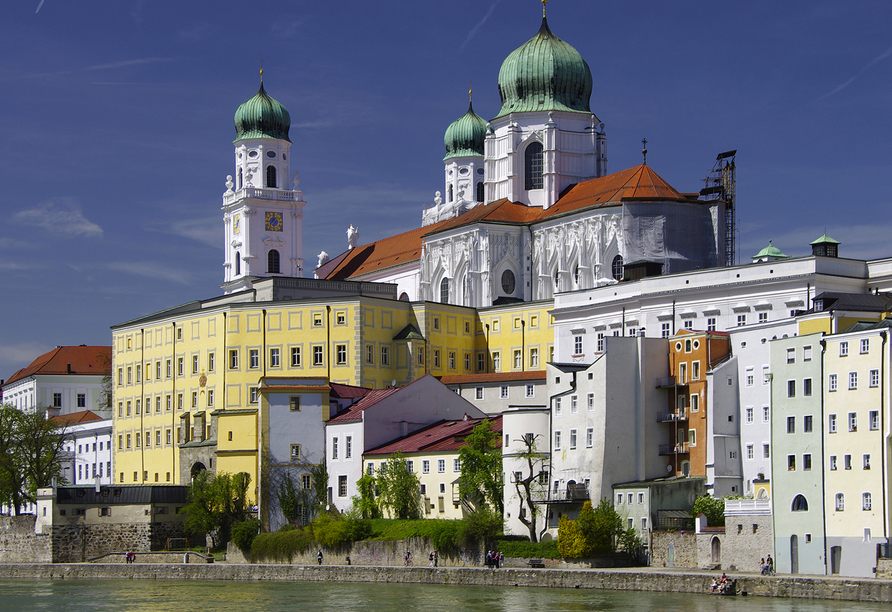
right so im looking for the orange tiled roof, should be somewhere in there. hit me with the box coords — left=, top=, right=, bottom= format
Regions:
left=542, top=164, right=691, bottom=220
left=4, top=346, right=111, bottom=387
left=365, top=415, right=502, bottom=455
left=438, top=371, right=547, bottom=385
left=325, top=165, right=694, bottom=282
left=50, top=410, right=104, bottom=425
left=321, top=219, right=452, bottom=281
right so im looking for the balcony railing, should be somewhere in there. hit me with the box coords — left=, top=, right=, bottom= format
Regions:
left=658, top=443, right=690, bottom=455
left=724, top=499, right=771, bottom=516
left=532, top=484, right=590, bottom=504
left=658, top=411, right=687, bottom=423
left=223, top=187, right=299, bottom=206
left=656, top=376, right=687, bottom=388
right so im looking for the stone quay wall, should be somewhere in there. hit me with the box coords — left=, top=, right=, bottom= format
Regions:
left=650, top=531, right=697, bottom=569
left=0, top=563, right=891, bottom=603
left=0, top=516, right=51, bottom=564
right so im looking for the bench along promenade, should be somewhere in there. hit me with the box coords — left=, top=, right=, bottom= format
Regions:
left=0, top=563, right=890, bottom=603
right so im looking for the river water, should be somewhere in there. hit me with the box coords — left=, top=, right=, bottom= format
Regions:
left=0, top=579, right=883, bottom=611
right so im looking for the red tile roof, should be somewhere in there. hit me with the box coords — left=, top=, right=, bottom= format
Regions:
left=320, top=219, right=453, bottom=281
left=326, top=387, right=402, bottom=423
left=4, top=346, right=111, bottom=387
left=365, top=415, right=502, bottom=455
left=321, top=165, right=695, bottom=282
left=438, top=371, right=547, bottom=385
left=50, top=410, right=104, bottom=425
left=330, top=382, right=373, bottom=399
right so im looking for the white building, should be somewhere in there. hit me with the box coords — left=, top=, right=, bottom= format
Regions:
left=2, top=346, right=111, bottom=417
left=53, top=411, right=113, bottom=486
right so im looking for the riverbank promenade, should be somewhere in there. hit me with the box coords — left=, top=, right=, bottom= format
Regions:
left=0, top=563, right=890, bottom=603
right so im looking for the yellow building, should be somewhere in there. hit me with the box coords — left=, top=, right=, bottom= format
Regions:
left=363, top=415, right=502, bottom=520
left=111, top=277, right=550, bottom=500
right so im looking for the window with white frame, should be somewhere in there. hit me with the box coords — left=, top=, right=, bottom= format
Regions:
left=804, top=415, right=813, bottom=432
left=587, top=393, right=594, bottom=411
left=829, top=414, right=837, bottom=433
left=555, top=398, right=562, bottom=415
left=864, top=454, right=871, bottom=470
left=571, top=396, right=578, bottom=414
left=475, top=387, right=483, bottom=400
left=861, top=338, right=870, bottom=354
left=746, top=407, right=754, bottom=424
left=438, top=459, right=445, bottom=473
left=804, top=378, right=812, bottom=396
left=746, top=368, right=754, bottom=387
left=291, top=346, right=301, bottom=367
left=332, top=438, right=338, bottom=460
left=596, top=333, right=605, bottom=352
left=763, top=406, right=770, bottom=422
left=803, top=345, right=812, bottom=361
left=844, top=454, right=852, bottom=470
left=840, top=341, right=848, bottom=357
left=707, top=317, right=716, bottom=331
left=830, top=455, right=837, bottom=470
left=829, top=373, right=838, bottom=392
left=586, top=428, right=593, bottom=447
left=759, top=312, right=768, bottom=324
left=500, top=386, right=509, bottom=399
left=863, top=492, right=872, bottom=511
left=569, top=429, right=577, bottom=449
left=530, top=348, right=539, bottom=367
left=574, top=335, right=583, bottom=355
left=737, top=314, right=746, bottom=326
left=422, top=460, right=430, bottom=474
left=849, top=372, right=858, bottom=390
left=249, top=349, right=259, bottom=369
left=870, top=410, right=879, bottom=430
left=553, top=430, right=561, bottom=450
left=746, top=444, right=754, bottom=460
left=849, top=412, right=857, bottom=431
left=492, top=352, right=500, bottom=371
left=835, top=493, right=844, bottom=511
left=526, top=384, right=535, bottom=398
left=661, top=323, right=670, bottom=338
left=786, top=348, right=795, bottom=364
left=870, top=370, right=879, bottom=387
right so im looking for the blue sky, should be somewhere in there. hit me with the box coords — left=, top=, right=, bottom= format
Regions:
left=1, top=0, right=891, bottom=377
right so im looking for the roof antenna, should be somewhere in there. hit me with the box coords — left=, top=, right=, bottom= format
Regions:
left=642, top=138, right=648, bottom=166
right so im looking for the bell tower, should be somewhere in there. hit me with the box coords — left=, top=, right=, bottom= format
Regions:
left=222, top=73, right=305, bottom=294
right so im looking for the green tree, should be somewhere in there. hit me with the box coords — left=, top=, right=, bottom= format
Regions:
left=310, top=462, right=329, bottom=518
left=376, top=452, right=421, bottom=520
left=559, top=499, right=639, bottom=558
left=0, top=405, right=69, bottom=514
left=278, top=474, right=302, bottom=524
left=458, top=419, right=503, bottom=515
left=692, top=494, right=726, bottom=526
left=352, top=473, right=381, bottom=519
left=181, top=471, right=252, bottom=547
left=510, top=434, right=549, bottom=542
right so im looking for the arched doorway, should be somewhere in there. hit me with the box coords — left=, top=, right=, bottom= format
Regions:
left=790, top=534, right=799, bottom=574
left=191, top=462, right=207, bottom=481
left=711, top=536, right=722, bottom=566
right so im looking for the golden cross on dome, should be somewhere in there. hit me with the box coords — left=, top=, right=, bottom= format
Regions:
left=260, top=58, right=264, bottom=82
left=469, top=79, right=473, bottom=102
left=542, top=0, right=547, bottom=17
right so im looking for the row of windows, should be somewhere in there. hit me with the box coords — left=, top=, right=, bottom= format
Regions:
left=365, top=458, right=462, bottom=475
left=744, top=443, right=771, bottom=460
left=473, top=384, right=537, bottom=401
left=828, top=370, right=879, bottom=391
left=118, top=429, right=176, bottom=449
left=76, top=462, right=111, bottom=482
left=616, top=492, right=646, bottom=505
left=118, top=354, right=217, bottom=386
left=120, top=471, right=174, bottom=484
left=828, top=411, right=879, bottom=433
left=790, top=493, right=873, bottom=512
left=52, top=392, right=88, bottom=408
left=744, top=406, right=771, bottom=424
left=553, top=428, right=596, bottom=451
left=837, top=339, right=871, bottom=357
left=829, top=453, right=872, bottom=471
left=553, top=394, right=596, bottom=415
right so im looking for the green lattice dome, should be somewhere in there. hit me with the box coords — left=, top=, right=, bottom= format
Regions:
left=444, top=101, right=487, bottom=160
left=233, top=83, right=291, bottom=143
left=495, top=17, right=593, bottom=119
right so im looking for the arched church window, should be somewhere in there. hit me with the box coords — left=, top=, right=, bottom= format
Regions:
left=235, top=251, right=241, bottom=276
left=440, top=277, right=450, bottom=304
left=524, top=142, right=543, bottom=190
left=268, top=249, right=280, bottom=274
left=501, top=270, right=516, bottom=295
left=612, top=254, right=624, bottom=281
left=476, top=181, right=484, bottom=202
left=266, top=166, right=277, bottom=188
left=573, top=264, right=580, bottom=286
left=791, top=494, right=808, bottom=512
left=399, top=292, right=410, bottom=302
left=448, top=184, right=454, bottom=203
left=237, top=168, right=243, bottom=190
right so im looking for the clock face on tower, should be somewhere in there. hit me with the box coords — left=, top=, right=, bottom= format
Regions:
left=265, top=211, right=283, bottom=232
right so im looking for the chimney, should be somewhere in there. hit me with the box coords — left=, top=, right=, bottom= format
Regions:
left=66, top=363, right=72, bottom=374
left=400, top=421, right=408, bottom=437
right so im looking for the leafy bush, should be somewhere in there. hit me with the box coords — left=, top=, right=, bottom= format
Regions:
left=250, top=527, right=314, bottom=562
left=557, top=514, right=586, bottom=558
left=495, top=538, right=560, bottom=559
left=231, top=518, right=261, bottom=551
left=692, top=495, right=725, bottom=526
left=455, top=508, right=503, bottom=546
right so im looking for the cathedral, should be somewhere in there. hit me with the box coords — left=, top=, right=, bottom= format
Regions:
left=223, top=9, right=726, bottom=306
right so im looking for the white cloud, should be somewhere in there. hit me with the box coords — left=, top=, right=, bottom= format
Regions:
left=167, top=218, right=220, bottom=248
left=11, top=198, right=103, bottom=237
left=86, top=57, right=174, bottom=71
left=460, top=0, right=503, bottom=53
left=821, top=45, right=892, bottom=99
left=0, top=342, right=52, bottom=375
left=106, top=261, right=192, bottom=285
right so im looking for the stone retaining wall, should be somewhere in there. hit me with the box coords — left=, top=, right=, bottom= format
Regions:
left=0, top=516, right=51, bottom=564
left=0, top=563, right=890, bottom=603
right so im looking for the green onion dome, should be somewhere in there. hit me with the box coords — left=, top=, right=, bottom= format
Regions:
left=233, top=83, right=291, bottom=143
left=495, top=17, right=593, bottom=119
left=444, top=101, right=487, bottom=160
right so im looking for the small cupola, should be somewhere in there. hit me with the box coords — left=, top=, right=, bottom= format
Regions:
left=752, top=240, right=789, bottom=263
left=810, top=234, right=840, bottom=258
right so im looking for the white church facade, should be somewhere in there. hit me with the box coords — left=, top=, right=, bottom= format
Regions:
left=315, top=14, right=726, bottom=308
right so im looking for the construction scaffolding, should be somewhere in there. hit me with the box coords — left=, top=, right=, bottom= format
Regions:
left=700, top=150, right=737, bottom=267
